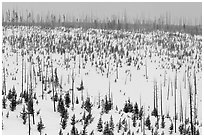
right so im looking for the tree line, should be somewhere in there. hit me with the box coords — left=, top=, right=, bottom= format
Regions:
left=2, top=9, right=202, bottom=35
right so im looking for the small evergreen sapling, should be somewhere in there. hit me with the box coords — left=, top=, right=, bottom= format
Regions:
left=97, top=116, right=103, bottom=132
left=37, top=117, right=45, bottom=135
left=21, top=105, right=27, bottom=124
left=145, top=115, right=151, bottom=130
left=109, top=115, right=114, bottom=132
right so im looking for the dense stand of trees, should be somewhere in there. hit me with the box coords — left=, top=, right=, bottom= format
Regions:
left=2, top=9, right=202, bottom=35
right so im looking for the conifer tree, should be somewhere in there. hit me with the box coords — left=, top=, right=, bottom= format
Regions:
left=127, top=99, right=133, bottom=112
left=10, top=96, right=17, bottom=111
left=133, top=102, right=139, bottom=119
left=2, top=96, right=7, bottom=109
left=61, top=108, right=68, bottom=119
left=169, top=122, right=174, bottom=134
left=127, top=129, right=131, bottom=135
left=151, top=108, right=158, bottom=117
left=124, top=120, right=128, bottom=132
left=76, top=96, right=79, bottom=104
left=97, top=116, right=103, bottom=132
left=7, top=89, right=13, bottom=101
left=179, top=124, right=184, bottom=135
left=84, top=111, right=93, bottom=125
left=161, top=115, right=165, bottom=128
left=54, top=92, right=58, bottom=102
left=59, top=129, right=63, bottom=135
left=27, top=97, right=35, bottom=124
left=64, top=92, right=71, bottom=108
left=27, top=98, right=34, bottom=114
left=145, top=115, right=151, bottom=130
left=60, top=117, right=67, bottom=130
left=109, top=115, right=114, bottom=132
left=70, top=114, right=77, bottom=135
left=139, top=106, right=143, bottom=120
left=12, top=87, right=17, bottom=99
left=37, top=117, right=45, bottom=135
left=71, top=114, right=76, bottom=125
left=71, top=125, right=77, bottom=135
left=58, top=95, right=65, bottom=113
left=81, top=124, right=87, bottom=135
left=21, top=105, right=27, bottom=124
left=132, top=113, right=136, bottom=127
left=118, top=118, right=122, bottom=132
left=103, top=122, right=110, bottom=135
left=84, top=97, right=92, bottom=113
left=123, top=101, right=129, bottom=113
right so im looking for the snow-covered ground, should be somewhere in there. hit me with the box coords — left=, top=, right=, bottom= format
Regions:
left=2, top=26, right=202, bottom=135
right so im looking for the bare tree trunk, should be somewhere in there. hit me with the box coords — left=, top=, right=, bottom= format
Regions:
left=116, top=61, right=118, bottom=80
left=79, top=55, right=81, bottom=74
left=28, top=113, right=31, bottom=135
left=108, top=80, right=111, bottom=101
left=32, top=113, right=35, bottom=125
left=188, top=78, right=194, bottom=135
left=167, top=76, right=170, bottom=100
left=16, top=51, right=18, bottom=65
left=107, top=57, right=110, bottom=78
left=145, top=59, right=148, bottom=79
left=184, top=103, right=187, bottom=134
left=25, top=59, right=27, bottom=83
left=174, top=70, right=177, bottom=133
left=3, top=66, right=6, bottom=95
left=81, top=83, right=84, bottom=102
left=51, top=57, right=56, bottom=112
left=171, top=80, right=173, bottom=97
left=153, top=80, right=155, bottom=109
left=160, top=82, right=163, bottom=117
left=30, top=59, right=33, bottom=94
left=41, top=60, right=44, bottom=100
left=27, top=70, right=29, bottom=99
left=143, top=106, right=145, bottom=135
left=22, top=55, right=24, bottom=95
left=72, top=69, right=75, bottom=108
left=155, top=81, right=158, bottom=111
left=98, top=92, right=100, bottom=108
left=184, top=67, right=186, bottom=89
left=194, top=69, right=197, bottom=131
left=180, top=84, right=183, bottom=123
left=164, top=70, right=166, bottom=87
left=33, top=65, right=37, bottom=88
left=140, top=95, right=142, bottom=132
left=45, top=63, right=48, bottom=91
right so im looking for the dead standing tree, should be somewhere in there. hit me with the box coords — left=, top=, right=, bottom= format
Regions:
left=51, top=56, right=56, bottom=112
left=71, top=67, right=76, bottom=108
left=160, top=82, right=163, bottom=117
left=174, top=69, right=177, bottom=133
left=193, top=69, right=197, bottom=129
left=21, top=50, right=24, bottom=96
left=188, top=77, right=194, bottom=135
left=3, top=65, right=7, bottom=95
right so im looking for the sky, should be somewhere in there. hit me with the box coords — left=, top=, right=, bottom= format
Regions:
left=2, top=2, right=202, bottom=25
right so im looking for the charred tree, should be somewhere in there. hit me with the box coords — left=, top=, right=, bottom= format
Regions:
left=174, top=69, right=177, bottom=133
left=160, top=82, right=163, bottom=117
left=51, top=57, right=56, bottom=112
left=22, top=52, right=24, bottom=95
left=188, top=78, right=194, bottom=135
left=193, top=69, right=197, bottom=129
left=72, top=68, right=75, bottom=108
